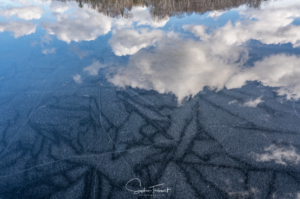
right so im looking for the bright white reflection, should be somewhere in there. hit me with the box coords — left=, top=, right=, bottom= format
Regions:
left=211, top=2, right=300, bottom=47
left=113, top=6, right=169, bottom=29
left=243, top=97, right=264, bottom=108
left=43, top=3, right=168, bottom=43
left=228, top=97, right=264, bottom=107
left=50, top=1, right=70, bottom=14
left=0, top=21, right=36, bottom=37
left=105, top=0, right=300, bottom=102
left=2, top=0, right=299, bottom=103
left=226, top=54, right=300, bottom=100
left=13, top=0, right=51, bottom=6
left=207, top=10, right=225, bottom=20
left=42, top=2, right=113, bottom=43
left=0, top=6, right=43, bottom=20
left=107, top=27, right=300, bottom=102
left=251, top=144, right=300, bottom=165
left=109, top=29, right=164, bottom=56
left=107, top=30, right=247, bottom=102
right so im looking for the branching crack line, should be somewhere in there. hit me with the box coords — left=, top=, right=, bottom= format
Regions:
left=98, top=84, right=136, bottom=177
left=1, top=76, right=53, bottom=158
left=0, top=125, right=211, bottom=180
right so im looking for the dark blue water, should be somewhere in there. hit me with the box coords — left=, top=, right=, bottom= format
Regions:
left=1, top=0, right=300, bottom=198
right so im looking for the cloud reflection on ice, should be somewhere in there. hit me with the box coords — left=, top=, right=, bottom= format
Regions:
left=251, top=144, right=300, bottom=165
left=105, top=1, right=300, bottom=102
left=1, top=0, right=300, bottom=103
left=42, top=2, right=169, bottom=43
left=0, top=21, right=36, bottom=37
left=42, top=3, right=113, bottom=43
left=0, top=6, right=43, bottom=20
left=107, top=29, right=247, bottom=102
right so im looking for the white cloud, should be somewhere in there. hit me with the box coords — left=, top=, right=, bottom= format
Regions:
left=257, top=0, right=300, bottom=10
left=34, top=0, right=51, bottom=4
left=12, top=0, right=51, bottom=6
left=73, top=74, right=82, bottom=84
left=42, top=48, right=55, bottom=54
left=208, top=3, right=300, bottom=47
left=42, top=2, right=113, bottom=43
left=0, top=6, right=43, bottom=20
left=50, top=1, right=70, bottom=14
left=109, top=29, right=164, bottom=56
left=107, top=25, right=300, bottom=102
left=207, top=10, right=225, bottom=20
left=228, top=97, right=264, bottom=107
left=113, top=6, right=169, bottom=29
left=181, top=3, right=300, bottom=100
left=185, top=0, right=300, bottom=48
left=42, top=3, right=167, bottom=44
left=107, top=30, right=247, bottom=102
left=226, top=54, right=300, bottom=100
left=36, top=0, right=300, bottom=103
left=251, top=144, right=300, bottom=166
left=133, top=7, right=169, bottom=28
left=242, top=97, right=263, bottom=108
left=11, top=0, right=29, bottom=5
left=83, top=61, right=107, bottom=76
left=228, top=100, right=237, bottom=105
left=0, top=21, right=36, bottom=37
